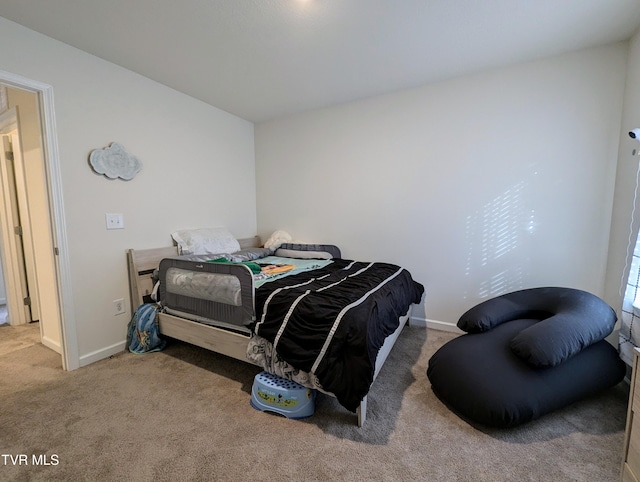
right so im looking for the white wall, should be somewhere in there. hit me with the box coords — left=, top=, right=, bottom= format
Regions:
left=0, top=17, right=257, bottom=364
left=256, top=43, right=627, bottom=328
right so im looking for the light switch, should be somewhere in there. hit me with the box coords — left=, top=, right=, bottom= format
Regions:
left=105, top=213, right=124, bottom=230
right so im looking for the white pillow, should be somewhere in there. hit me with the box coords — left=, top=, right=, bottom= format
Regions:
left=264, top=230, right=292, bottom=250
left=171, top=227, right=240, bottom=255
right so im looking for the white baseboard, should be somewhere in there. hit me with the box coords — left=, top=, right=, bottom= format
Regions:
left=411, top=316, right=464, bottom=334
left=41, top=335, right=62, bottom=354
left=409, top=316, right=426, bottom=327
left=427, top=319, right=464, bottom=333
left=79, top=341, right=126, bottom=367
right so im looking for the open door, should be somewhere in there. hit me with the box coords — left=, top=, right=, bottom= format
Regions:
left=0, top=129, right=33, bottom=325
left=4, top=128, right=41, bottom=323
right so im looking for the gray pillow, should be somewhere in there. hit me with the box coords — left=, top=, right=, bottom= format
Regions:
left=275, top=243, right=341, bottom=259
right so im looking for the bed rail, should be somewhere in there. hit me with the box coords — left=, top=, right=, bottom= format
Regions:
left=126, top=236, right=261, bottom=309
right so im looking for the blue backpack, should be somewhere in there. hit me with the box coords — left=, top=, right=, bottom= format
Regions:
left=126, top=303, right=166, bottom=354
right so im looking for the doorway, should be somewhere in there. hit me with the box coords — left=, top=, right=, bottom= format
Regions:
left=0, top=71, right=78, bottom=370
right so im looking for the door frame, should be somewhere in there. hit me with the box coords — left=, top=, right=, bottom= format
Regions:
left=0, top=70, right=78, bottom=370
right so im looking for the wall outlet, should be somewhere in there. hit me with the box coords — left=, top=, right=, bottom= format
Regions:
left=113, top=298, right=126, bottom=315
left=106, top=213, right=124, bottom=230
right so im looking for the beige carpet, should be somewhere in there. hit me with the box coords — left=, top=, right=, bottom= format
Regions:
left=0, top=324, right=629, bottom=481
left=0, top=321, right=41, bottom=356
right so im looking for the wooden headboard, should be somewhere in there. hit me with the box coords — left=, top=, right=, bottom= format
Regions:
left=126, top=236, right=261, bottom=311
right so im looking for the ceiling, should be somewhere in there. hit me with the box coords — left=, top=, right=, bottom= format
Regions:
left=1, top=0, right=640, bottom=123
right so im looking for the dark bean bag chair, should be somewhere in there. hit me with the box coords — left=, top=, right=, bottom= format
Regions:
left=427, top=287, right=626, bottom=428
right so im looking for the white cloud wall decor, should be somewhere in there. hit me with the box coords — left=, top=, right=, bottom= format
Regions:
left=89, top=142, right=142, bottom=180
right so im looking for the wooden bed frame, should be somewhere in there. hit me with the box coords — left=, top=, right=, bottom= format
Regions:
left=126, top=237, right=411, bottom=426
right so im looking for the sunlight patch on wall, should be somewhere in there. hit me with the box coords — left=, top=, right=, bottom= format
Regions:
left=464, top=180, right=533, bottom=300
left=476, top=266, right=525, bottom=299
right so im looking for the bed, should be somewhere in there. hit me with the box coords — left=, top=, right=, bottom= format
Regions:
left=127, top=234, right=424, bottom=426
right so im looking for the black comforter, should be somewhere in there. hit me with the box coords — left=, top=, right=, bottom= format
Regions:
left=253, top=259, right=424, bottom=412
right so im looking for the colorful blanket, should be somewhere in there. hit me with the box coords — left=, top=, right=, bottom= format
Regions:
left=127, top=303, right=166, bottom=354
